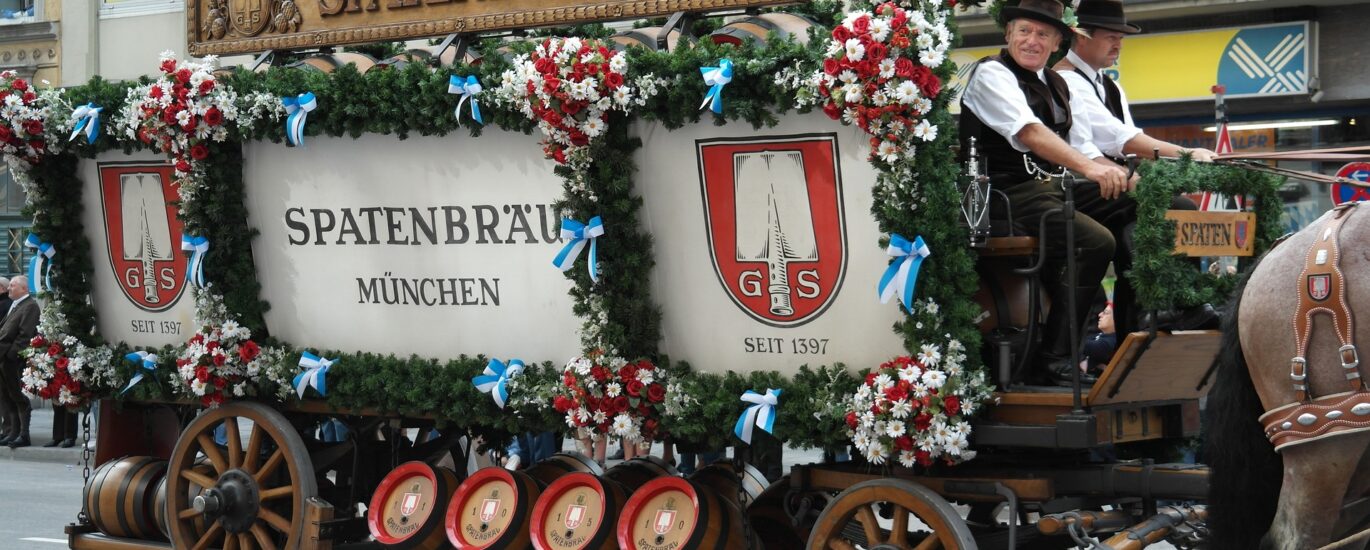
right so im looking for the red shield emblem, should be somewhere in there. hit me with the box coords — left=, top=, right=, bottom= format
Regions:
left=653, top=509, right=676, bottom=535
left=400, top=492, right=420, bottom=516
left=479, top=498, right=499, bottom=522
left=98, top=163, right=188, bottom=312
left=698, top=135, right=847, bottom=327
left=564, top=504, right=585, bottom=529
left=1234, top=220, right=1248, bottom=249
left=1308, top=274, right=1331, bottom=301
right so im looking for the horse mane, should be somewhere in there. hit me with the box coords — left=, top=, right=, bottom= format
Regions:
left=1203, top=259, right=1284, bottom=550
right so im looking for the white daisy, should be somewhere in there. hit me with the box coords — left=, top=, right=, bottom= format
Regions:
left=899, top=450, right=917, bottom=468
left=873, top=373, right=895, bottom=391
left=870, top=18, right=891, bottom=42
left=866, top=446, right=887, bottom=464
left=877, top=140, right=900, bottom=163
left=611, top=413, right=633, bottom=436
left=878, top=58, right=897, bottom=79
left=921, top=369, right=947, bottom=389
left=913, top=119, right=939, bottom=142
left=891, top=399, right=913, bottom=419
left=886, top=420, right=907, bottom=438
left=852, top=431, right=871, bottom=451
left=894, top=81, right=919, bottom=104
left=899, top=364, right=922, bottom=383
left=843, top=83, right=864, bottom=103
left=844, top=38, right=866, bottom=62
left=920, top=49, right=945, bottom=68
left=605, top=382, right=622, bottom=397
left=919, top=343, right=942, bottom=366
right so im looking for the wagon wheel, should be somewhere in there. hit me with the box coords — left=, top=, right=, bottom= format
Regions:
left=167, top=402, right=318, bottom=550
left=808, top=478, right=976, bottom=550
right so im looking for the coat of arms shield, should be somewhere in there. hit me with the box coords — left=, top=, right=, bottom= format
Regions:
left=98, top=163, right=188, bottom=312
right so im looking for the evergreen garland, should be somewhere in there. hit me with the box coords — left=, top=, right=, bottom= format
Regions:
left=22, top=153, right=98, bottom=342
left=1131, top=157, right=1284, bottom=309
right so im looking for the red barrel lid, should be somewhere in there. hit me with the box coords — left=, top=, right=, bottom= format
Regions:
left=530, top=472, right=612, bottom=550
left=446, top=467, right=523, bottom=549
left=616, top=476, right=701, bottom=550
left=367, top=461, right=443, bottom=545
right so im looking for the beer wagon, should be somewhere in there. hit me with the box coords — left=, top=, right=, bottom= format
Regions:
left=3, top=1, right=1296, bottom=549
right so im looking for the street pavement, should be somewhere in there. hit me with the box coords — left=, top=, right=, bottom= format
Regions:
left=0, top=460, right=86, bottom=549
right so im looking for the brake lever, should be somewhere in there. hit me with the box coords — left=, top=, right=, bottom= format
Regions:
left=1125, top=153, right=1139, bottom=180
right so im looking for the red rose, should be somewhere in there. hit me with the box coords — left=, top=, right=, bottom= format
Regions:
left=195, top=366, right=210, bottom=382
left=946, top=0, right=957, bottom=7
left=823, top=58, right=841, bottom=76
left=11, top=78, right=27, bottom=92
left=569, top=130, right=589, bottom=147
left=552, top=148, right=567, bottom=164
left=916, top=70, right=942, bottom=98
left=845, top=411, right=859, bottom=429
left=0, top=126, right=11, bottom=141
left=591, top=366, right=610, bottom=383
left=604, top=72, right=624, bottom=90
left=203, top=107, right=224, bottom=127
left=883, top=385, right=907, bottom=403
left=913, top=413, right=932, bottom=432
left=212, top=353, right=226, bottom=366
left=832, top=25, right=853, bottom=43
left=542, top=110, right=563, bottom=127
left=626, top=379, right=645, bottom=397
left=542, top=75, right=561, bottom=93
left=895, top=57, right=916, bottom=79
left=891, top=10, right=909, bottom=30
left=190, top=143, right=209, bottom=161
left=613, top=395, right=630, bottom=413
left=867, top=43, right=888, bottom=63
left=895, top=435, right=914, bottom=451
left=55, top=356, right=69, bottom=371
left=47, top=343, right=61, bottom=356
left=160, top=59, right=177, bottom=74
left=944, top=396, right=961, bottom=416
left=29, top=335, right=44, bottom=348
left=561, top=100, right=582, bottom=116
left=637, top=403, right=650, bottom=415
left=915, top=449, right=932, bottom=466
left=644, top=418, right=658, bottom=433
left=563, top=371, right=577, bottom=387
left=175, top=159, right=192, bottom=173
left=238, top=340, right=260, bottom=363
left=21, top=91, right=33, bottom=103
left=162, top=108, right=180, bottom=126
left=646, top=383, right=666, bottom=403
left=850, top=15, right=871, bottom=34
left=180, top=115, right=198, bottom=133
left=198, top=79, right=215, bottom=95
left=617, top=364, right=637, bottom=380
left=553, top=395, right=575, bottom=413
left=865, top=372, right=878, bottom=385
left=213, top=377, right=226, bottom=389
left=175, top=68, right=192, bottom=84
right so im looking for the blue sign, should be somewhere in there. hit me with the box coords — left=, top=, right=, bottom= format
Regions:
left=1331, top=162, right=1370, bottom=205
left=1217, top=23, right=1309, bottom=96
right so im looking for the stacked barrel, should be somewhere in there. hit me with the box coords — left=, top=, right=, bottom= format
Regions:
left=83, top=456, right=168, bottom=541
left=708, top=13, right=816, bottom=47
left=367, top=461, right=463, bottom=548
left=444, top=452, right=602, bottom=549
left=528, top=456, right=677, bottom=550
left=616, top=461, right=766, bottom=550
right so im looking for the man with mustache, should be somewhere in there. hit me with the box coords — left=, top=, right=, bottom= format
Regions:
left=960, top=0, right=1131, bottom=386
left=1054, top=0, right=1218, bottom=336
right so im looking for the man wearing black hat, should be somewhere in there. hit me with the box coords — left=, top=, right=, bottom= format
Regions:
left=1054, top=0, right=1218, bottom=336
left=961, top=0, right=1133, bottom=386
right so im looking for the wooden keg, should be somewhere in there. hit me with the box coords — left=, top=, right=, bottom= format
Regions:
left=284, top=52, right=379, bottom=74
left=528, top=456, right=675, bottom=550
left=607, top=26, right=687, bottom=52
left=377, top=46, right=484, bottom=70
left=368, top=461, right=461, bottom=549
left=616, top=476, right=749, bottom=550
left=84, top=456, right=167, bottom=540
left=688, top=461, right=765, bottom=507
left=153, top=461, right=214, bottom=541
left=523, top=451, right=604, bottom=488
left=709, top=13, right=816, bottom=47
left=445, top=466, right=543, bottom=549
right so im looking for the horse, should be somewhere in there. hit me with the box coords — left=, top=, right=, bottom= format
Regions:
left=1206, top=201, right=1370, bottom=549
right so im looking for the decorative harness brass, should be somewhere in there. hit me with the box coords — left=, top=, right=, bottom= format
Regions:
left=1261, top=202, right=1370, bottom=451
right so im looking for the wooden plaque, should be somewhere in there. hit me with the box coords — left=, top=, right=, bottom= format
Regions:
left=1163, top=209, right=1257, bottom=257
left=188, top=0, right=796, bottom=56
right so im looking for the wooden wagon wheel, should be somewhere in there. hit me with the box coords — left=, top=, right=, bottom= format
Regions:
left=808, top=478, right=976, bottom=550
left=166, top=402, right=318, bottom=550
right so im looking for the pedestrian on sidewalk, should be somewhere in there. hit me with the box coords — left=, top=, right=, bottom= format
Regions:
left=0, top=275, right=41, bottom=448
left=45, top=406, right=78, bottom=448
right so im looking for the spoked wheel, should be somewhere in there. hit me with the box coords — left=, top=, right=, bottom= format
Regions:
left=167, top=402, right=318, bottom=550
left=808, top=478, right=977, bottom=550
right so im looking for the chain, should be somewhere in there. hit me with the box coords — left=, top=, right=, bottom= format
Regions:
left=1022, top=154, right=1070, bottom=185
left=76, top=409, right=93, bottom=525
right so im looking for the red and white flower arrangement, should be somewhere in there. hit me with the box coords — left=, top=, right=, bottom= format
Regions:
left=813, top=2, right=953, bottom=166
left=21, top=301, right=117, bottom=409
left=0, top=70, right=51, bottom=167
left=175, top=288, right=291, bottom=406
left=495, top=37, right=659, bottom=170
left=552, top=349, right=669, bottom=443
left=116, top=51, right=278, bottom=211
left=844, top=337, right=992, bottom=467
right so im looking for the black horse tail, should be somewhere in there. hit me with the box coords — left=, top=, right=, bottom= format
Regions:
left=1203, top=275, right=1283, bottom=549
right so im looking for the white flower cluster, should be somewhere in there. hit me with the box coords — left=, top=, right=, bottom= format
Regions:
left=20, top=300, right=120, bottom=408
left=176, top=288, right=290, bottom=405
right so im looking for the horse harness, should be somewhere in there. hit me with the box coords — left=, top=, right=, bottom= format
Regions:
left=1260, top=202, right=1370, bottom=451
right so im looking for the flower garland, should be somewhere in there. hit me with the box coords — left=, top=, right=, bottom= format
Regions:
left=811, top=2, right=952, bottom=167
left=553, top=350, right=669, bottom=443
left=173, top=288, right=292, bottom=407
left=493, top=37, right=659, bottom=179
left=845, top=337, right=991, bottom=467
left=115, top=51, right=279, bottom=215
left=0, top=70, right=53, bottom=169
left=20, top=301, right=118, bottom=409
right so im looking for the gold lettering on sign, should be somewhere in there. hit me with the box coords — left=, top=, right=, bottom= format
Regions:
left=190, top=0, right=797, bottom=56
left=1163, top=210, right=1257, bottom=257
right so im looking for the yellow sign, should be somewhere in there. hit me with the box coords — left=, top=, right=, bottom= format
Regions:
left=188, top=0, right=795, bottom=57
left=1163, top=210, right=1256, bottom=257
left=949, top=21, right=1310, bottom=108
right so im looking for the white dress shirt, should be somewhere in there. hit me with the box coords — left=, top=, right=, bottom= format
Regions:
left=1057, top=50, right=1142, bottom=159
left=962, top=57, right=1103, bottom=160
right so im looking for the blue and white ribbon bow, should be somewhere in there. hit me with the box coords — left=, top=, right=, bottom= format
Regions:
left=877, top=234, right=931, bottom=313
left=699, top=59, right=734, bottom=115
left=120, top=351, right=159, bottom=395
left=68, top=103, right=102, bottom=145
left=552, top=216, right=605, bottom=283
left=448, top=75, right=484, bottom=125
left=23, top=234, right=54, bottom=294
left=472, top=358, right=525, bottom=409
left=735, top=388, right=781, bottom=444
left=181, top=235, right=209, bottom=288
left=282, top=92, right=317, bottom=147
left=293, top=351, right=333, bottom=398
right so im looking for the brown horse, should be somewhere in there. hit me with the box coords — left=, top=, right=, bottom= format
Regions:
left=1207, top=202, right=1370, bottom=549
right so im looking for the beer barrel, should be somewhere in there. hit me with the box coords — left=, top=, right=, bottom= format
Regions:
left=284, top=52, right=379, bottom=74
left=616, top=476, right=750, bottom=550
left=688, top=461, right=765, bottom=507
left=84, top=456, right=167, bottom=540
left=607, top=26, right=688, bottom=52
left=527, top=456, right=675, bottom=550
left=709, top=13, right=816, bottom=47
left=445, top=466, right=543, bottom=549
left=377, top=46, right=484, bottom=70
left=153, top=460, right=213, bottom=541
left=368, top=461, right=461, bottom=549
left=523, top=451, right=604, bottom=488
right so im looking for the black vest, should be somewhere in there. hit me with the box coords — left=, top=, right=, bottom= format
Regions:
left=1069, top=65, right=1126, bottom=123
left=959, top=50, right=1074, bottom=188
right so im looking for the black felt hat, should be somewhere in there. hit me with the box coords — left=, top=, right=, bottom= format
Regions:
left=999, top=0, right=1074, bottom=38
left=1076, top=0, right=1141, bottom=34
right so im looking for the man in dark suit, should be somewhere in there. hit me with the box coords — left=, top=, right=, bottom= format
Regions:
left=0, top=275, right=14, bottom=442
left=0, top=275, right=40, bottom=448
